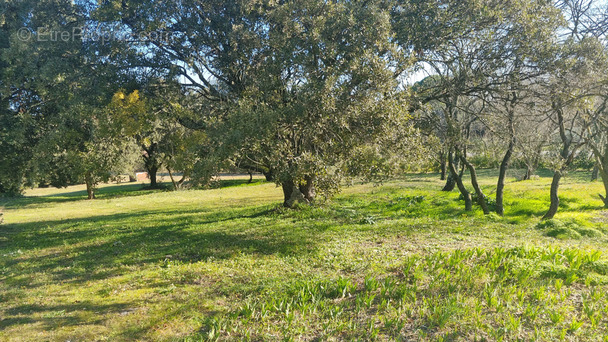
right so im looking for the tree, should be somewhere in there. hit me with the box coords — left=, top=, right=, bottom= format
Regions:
left=540, top=0, right=608, bottom=218
left=109, top=90, right=165, bottom=188
left=98, top=0, right=418, bottom=208
left=36, top=101, right=138, bottom=199
left=0, top=0, right=85, bottom=195
left=399, top=0, right=562, bottom=214
left=109, top=87, right=207, bottom=189
left=554, top=0, right=608, bottom=208
left=0, top=1, right=148, bottom=198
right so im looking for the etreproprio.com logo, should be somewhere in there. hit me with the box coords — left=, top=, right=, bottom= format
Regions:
left=15, top=26, right=176, bottom=44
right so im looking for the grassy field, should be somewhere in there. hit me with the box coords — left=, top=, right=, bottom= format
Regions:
left=1, top=170, right=608, bottom=341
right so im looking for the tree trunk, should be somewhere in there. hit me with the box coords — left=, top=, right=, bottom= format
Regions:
left=248, top=171, right=253, bottom=184
left=599, top=169, right=608, bottom=208
left=448, top=151, right=472, bottom=211
left=167, top=167, right=178, bottom=190
left=282, top=180, right=298, bottom=208
left=282, top=177, right=315, bottom=208
left=85, top=174, right=96, bottom=200
left=299, top=176, right=315, bottom=203
left=543, top=100, right=571, bottom=220
left=496, top=144, right=514, bottom=216
left=442, top=173, right=456, bottom=191
left=522, top=166, right=533, bottom=180
left=586, top=133, right=608, bottom=207
left=442, top=152, right=458, bottom=191
left=542, top=170, right=562, bottom=220
left=143, top=143, right=161, bottom=188
left=439, top=151, right=447, bottom=180
left=461, top=156, right=489, bottom=214
left=177, top=174, right=187, bottom=188
left=129, top=174, right=136, bottom=182
left=149, top=166, right=158, bottom=188
left=497, top=107, right=516, bottom=215
left=591, top=165, right=599, bottom=181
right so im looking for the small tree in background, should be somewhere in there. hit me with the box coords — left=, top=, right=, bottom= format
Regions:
left=36, top=102, right=138, bottom=199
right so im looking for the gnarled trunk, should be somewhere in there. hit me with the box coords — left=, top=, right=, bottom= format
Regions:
left=461, top=156, right=489, bottom=215
left=167, top=167, right=183, bottom=190
left=299, top=176, right=315, bottom=202
left=282, top=176, right=315, bottom=208
left=143, top=143, right=162, bottom=188
left=497, top=109, right=516, bottom=215
left=442, top=151, right=459, bottom=191
left=522, top=166, right=534, bottom=180
left=448, top=151, right=472, bottom=211
left=542, top=170, right=562, bottom=220
left=282, top=180, right=298, bottom=208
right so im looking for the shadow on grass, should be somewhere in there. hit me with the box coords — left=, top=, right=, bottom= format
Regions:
left=0, top=203, right=315, bottom=290
left=0, top=183, right=175, bottom=210
left=0, top=201, right=313, bottom=336
left=1, top=301, right=128, bottom=330
left=0, top=180, right=270, bottom=211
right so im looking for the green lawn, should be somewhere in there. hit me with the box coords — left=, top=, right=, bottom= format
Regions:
left=2, top=170, right=608, bottom=341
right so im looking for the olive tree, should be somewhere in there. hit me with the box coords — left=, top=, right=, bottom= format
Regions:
left=397, top=0, right=562, bottom=214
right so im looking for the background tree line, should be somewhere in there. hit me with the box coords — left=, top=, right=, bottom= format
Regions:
left=1, top=0, right=608, bottom=217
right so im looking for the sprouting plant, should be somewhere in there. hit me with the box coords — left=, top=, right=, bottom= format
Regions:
left=202, top=316, right=228, bottom=342
left=565, top=271, right=579, bottom=285
left=584, top=250, right=602, bottom=263
left=332, top=277, right=355, bottom=298
left=364, top=275, right=379, bottom=292
left=588, top=312, right=601, bottom=329
left=554, top=279, right=563, bottom=292
left=383, top=316, right=403, bottom=333
left=516, top=289, right=526, bottom=307
left=285, top=310, right=295, bottom=326
left=531, top=286, right=547, bottom=302
left=364, top=292, right=376, bottom=309
left=567, top=317, right=583, bottom=334
left=328, top=305, right=343, bottom=320
left=484, top=285, right=500, bottom=309
left=506, top=312, right=522, bottom=334
left=380, top=277, right=396, bottom=297
left=549, top=309, right=564, bottom=324
left=424, top=297, right=457, bottom=329
left=367, top=319, right=380, bottom=340
left=238, top=299, right=257, bottom=319
left=524, top=304, right=540, bottom=321
left=402, top=256, right=420, bottom=280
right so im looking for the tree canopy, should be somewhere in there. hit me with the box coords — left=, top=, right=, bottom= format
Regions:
left=1, top=0, right=608, bottom=218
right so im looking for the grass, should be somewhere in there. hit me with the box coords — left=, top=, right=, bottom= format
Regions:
left=1, top=170, right=608, bottom=341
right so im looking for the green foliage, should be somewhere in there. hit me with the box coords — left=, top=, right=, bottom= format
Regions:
left=98, top=0, right=426, bottom=204
left=35, top=101, right=139, bottom=195
left=0, top=0, right=86, bottom=195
